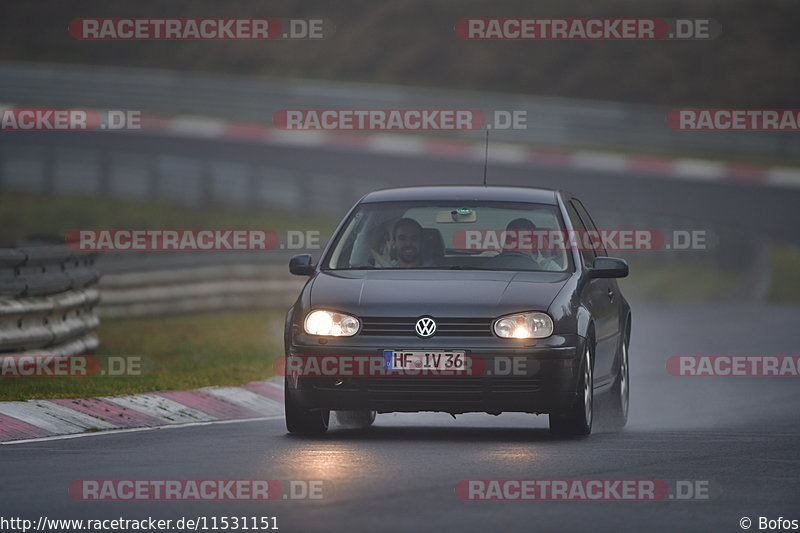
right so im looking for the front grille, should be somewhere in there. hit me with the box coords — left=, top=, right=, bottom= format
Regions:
left=360, top=317, right=493, bottom=337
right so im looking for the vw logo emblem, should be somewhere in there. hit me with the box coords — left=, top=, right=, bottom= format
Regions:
left=415, top=317, right=437, bottom=338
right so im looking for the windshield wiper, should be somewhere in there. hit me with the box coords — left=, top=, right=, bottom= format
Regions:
left=449, top=265, right=487, bottom=270
left=444, top=248, right=485, bottom=256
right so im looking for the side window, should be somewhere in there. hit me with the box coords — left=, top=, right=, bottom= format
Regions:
left=565, top=202, right=595, bottom=267
left=572, top=199, right=608, bottom=257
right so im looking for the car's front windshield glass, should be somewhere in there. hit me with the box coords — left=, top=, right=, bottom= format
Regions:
left=323, top=201, right=573, bottom=272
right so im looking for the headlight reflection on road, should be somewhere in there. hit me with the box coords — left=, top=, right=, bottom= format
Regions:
left=484, top=444, right=540, bottom=464
left=276, top=443, right=379, bottom=486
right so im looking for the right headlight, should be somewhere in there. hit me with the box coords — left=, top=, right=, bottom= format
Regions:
left=493, top=311, right=554, bottom=339
left=304, top=310, right=360, bottom=337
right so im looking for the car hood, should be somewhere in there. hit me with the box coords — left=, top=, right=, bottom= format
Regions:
left=308, top=269, right=571, bottom=317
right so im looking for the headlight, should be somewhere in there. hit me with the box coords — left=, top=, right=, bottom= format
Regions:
left=493, top=312, right=553, bottom=339
left=304, top=310, right=360, bottom=337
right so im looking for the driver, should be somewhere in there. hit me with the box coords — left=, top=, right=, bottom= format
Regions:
left=390, top=217, right=425, bottom=268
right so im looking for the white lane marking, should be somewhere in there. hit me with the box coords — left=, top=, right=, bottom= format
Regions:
left=365, top=134, right=426, bottom=155
left=261, top=382, right=284, bottom=394
left=167, top=116, right=226, bottom=137
left=0, top=401, right=111, bottom=434
left=2, top=416, right=283, bottom=445
left=269, top=129, right=329, bottom=146
left=768, top=167, right=800, bottom=188
left=571, top=150, right=631, bottom=172
left=672, top=158, right=726, bottom=180
left=202, top=387, right=284, bottom=415
left=34, top=401, right=118, bottom=429
left=102, top=394, right=217, bottom=424
left=482, top=143, right=528, bottom=164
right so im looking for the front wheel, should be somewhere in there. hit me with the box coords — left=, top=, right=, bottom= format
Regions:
left=549, top=341, right=593, bottom=437
left=603, top=333, right=629, bottom=429
left=285, top=378, right=329, bottom=435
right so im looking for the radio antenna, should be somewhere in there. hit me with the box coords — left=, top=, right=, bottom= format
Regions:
left=482, top=129, right=489, bottom=186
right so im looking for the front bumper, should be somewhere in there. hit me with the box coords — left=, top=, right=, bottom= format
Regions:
left=286, top=333, right=584, bottom=415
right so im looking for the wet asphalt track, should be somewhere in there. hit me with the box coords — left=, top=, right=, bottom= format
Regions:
left=2, top=304, right=798, bottom=533
left=3, top=132, right=799, bottom=531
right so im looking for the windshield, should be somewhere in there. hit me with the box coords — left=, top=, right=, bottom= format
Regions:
left=323, top=201, right=573, bottom=272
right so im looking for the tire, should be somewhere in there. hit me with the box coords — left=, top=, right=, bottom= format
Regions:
left=549, top=339, right=593, bottom=437
left=335, top=410, right=377, bottom=428
left=285, top=378, right=329, bottom=435
left=604, top=331, right=630, bottom=429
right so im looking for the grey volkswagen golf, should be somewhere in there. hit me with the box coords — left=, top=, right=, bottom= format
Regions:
left=284, top=186, right=630, bottom=436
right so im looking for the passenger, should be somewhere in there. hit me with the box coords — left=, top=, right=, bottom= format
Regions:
left=485, top=218, right=562, bottom=271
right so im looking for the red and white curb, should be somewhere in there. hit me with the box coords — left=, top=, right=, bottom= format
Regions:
left=141, top=114, right=800, bottom=189
left=0, top=379, right=284, bottom=443
left=1, top=103, right=798, bottom=188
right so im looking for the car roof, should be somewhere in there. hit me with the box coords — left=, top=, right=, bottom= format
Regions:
left=360, top=186, right=565, bottom=205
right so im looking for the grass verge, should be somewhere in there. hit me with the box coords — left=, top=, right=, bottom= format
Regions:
left=767, top=247, right=800, bottom=304
left=620, top=261, right=738, bottom=303
left=0, top=310, right=284, bottom=401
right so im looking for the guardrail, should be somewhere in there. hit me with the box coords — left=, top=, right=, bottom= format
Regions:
left=1, top=60, right=796, bottom=159
left=98, top=263, right=304, bottom=318
left=0, top=246, right=304, bottom=350
left=0, top=238, right=772, bottom=344
left=0, top=247, right=100, bottom=355
left=0, top=139, right=378, bottom=217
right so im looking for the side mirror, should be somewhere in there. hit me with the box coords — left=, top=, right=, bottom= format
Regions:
left=588, top=257, right=628, bottom=279
left=289, top=254, right=315, bottom=276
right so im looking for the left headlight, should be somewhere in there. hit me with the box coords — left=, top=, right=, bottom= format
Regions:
left=304, top=310, right=360, bottom=337
left=493, top=311, right=554, bottom=339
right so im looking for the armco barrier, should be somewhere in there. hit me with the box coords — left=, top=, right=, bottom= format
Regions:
left=0, top=247, right=100, bottom=355
left=1, top=60, right=796, bottom=159
left=97, top=263, right=305, bottom=318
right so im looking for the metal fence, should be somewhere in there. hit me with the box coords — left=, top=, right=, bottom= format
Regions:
left=0, top=247, right=100, bottom=355
left=98, top=263, right=304, bottom=318
left=0, top=232, right=774, bottom=354
left=1, top=60, right=797, bottom=159
left=0, top=243, right=306, bottom=354
left=0, top=138, right=378, bottom=218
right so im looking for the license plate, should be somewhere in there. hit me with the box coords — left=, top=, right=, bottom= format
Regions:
left=383, top=350, right=467, bottom=371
